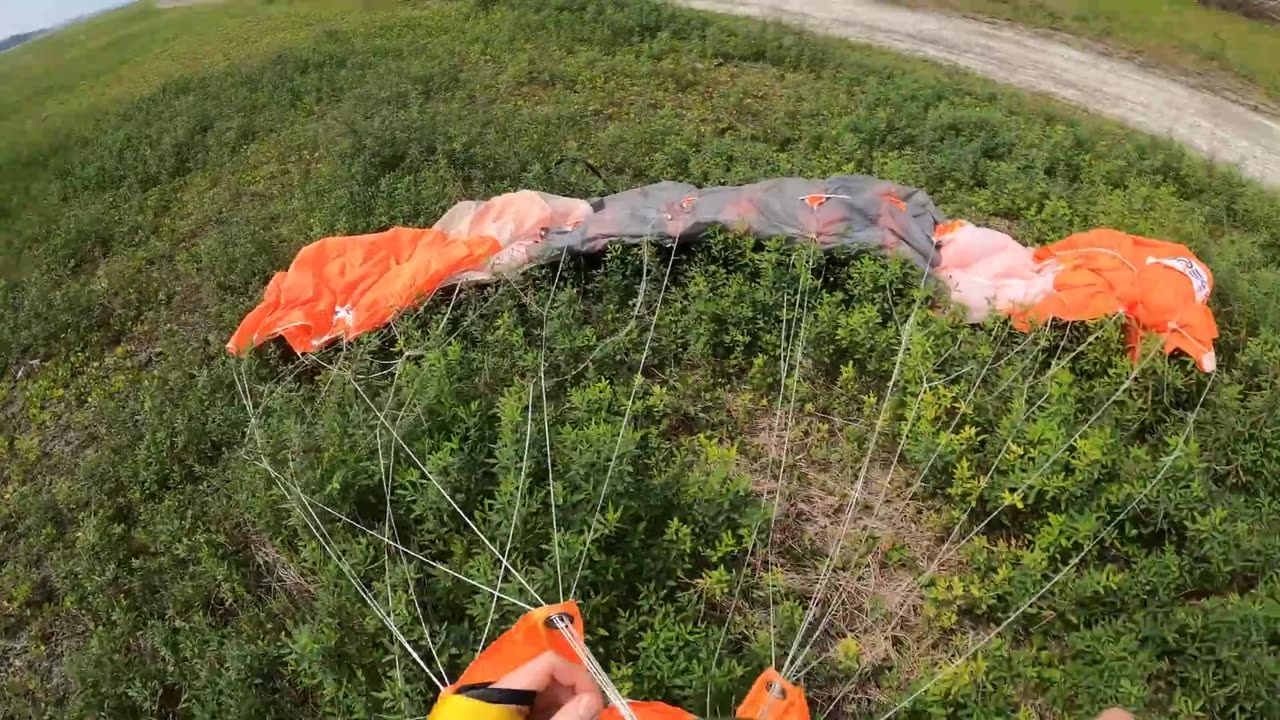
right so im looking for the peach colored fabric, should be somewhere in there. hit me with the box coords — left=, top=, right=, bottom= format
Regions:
left=435, top=191, right=593, bottom=278
left=937, top=223, right=1218, bottom=371
left=935, top=220, right=1054, bottom=322
left=432, top=191, right=592, bottom=246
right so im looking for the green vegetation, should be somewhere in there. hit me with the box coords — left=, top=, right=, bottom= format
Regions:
left=892, top=0, right=1280, bottom=103
left=2, top=1, right=1279, bottom=718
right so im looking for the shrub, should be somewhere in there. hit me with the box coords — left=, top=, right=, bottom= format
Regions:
left=2, top=1, right=1278, bottom=718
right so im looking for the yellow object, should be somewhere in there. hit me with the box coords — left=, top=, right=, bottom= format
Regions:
left=427, top=694, right=523, bottom=720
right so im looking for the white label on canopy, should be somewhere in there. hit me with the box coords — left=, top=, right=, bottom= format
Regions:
left=1147, top=256, right=1211, bottom=303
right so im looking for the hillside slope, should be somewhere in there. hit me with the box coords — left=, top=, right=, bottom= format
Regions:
left=1, top=1, right=1278, bottom=718
left=685, top=0, right=1280, bottom=187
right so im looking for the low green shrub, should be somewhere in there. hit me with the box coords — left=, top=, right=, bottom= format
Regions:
left=2, top=1, right=1278, bottom=718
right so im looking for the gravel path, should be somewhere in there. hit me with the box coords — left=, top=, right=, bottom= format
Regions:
left=683, top=0, right=1280, bottom=187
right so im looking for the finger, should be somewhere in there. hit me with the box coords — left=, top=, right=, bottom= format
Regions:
left=548, top=693, right=604, bottom=720
left=531, top=684, right=575, bottom=719
left=1095, top=709, right=1134, bottom=720
left=498, top=651, right=597, bottom=696
left=546, top=654, right=600, bottom=698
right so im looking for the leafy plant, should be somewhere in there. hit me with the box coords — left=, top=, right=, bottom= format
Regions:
left=1, top=1, right=1278, bottom=719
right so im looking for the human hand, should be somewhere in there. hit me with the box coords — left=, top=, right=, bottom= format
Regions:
left=494, top=651, right=604, bottom=720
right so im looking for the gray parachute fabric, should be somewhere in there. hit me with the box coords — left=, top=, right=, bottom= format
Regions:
left=228, top=174, right=947, bottom=355
left=542, top=175, right=944, bottom=269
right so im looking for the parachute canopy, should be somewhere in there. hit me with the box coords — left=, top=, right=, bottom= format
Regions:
left=935, top=222, right=1219, bottom=371
left=228, top=175, right=1218, bottom=371
left=226, top=175, right=942, bottom=355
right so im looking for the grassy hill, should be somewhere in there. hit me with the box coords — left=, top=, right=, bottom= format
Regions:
left=0, top=30, right=45, bottom=53
left=1, top=1, right=1278, bottom=718
left=893, top=0, right=1280, bottom=106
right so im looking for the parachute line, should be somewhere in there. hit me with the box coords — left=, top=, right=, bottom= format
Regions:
left=233, top=367, right=446, bottom=690
left=332, top=361, right=546, bottom=605
left=766, top=250, right=819, bottom=671
left=479, top=381, right=539, bottom=654
left=540, top=251, right=569, bottom=603
left=785, top=322, right=1016, bottom=676
left=874, top=369, right=1214, bottom=720
left=374, top=344, right=452, bottom=685
left=782, top=248, right=936, bottom=679
left=569, top=235, right=679, bottom=601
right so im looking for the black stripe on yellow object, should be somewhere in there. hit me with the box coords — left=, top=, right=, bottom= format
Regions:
left=456, top=682, right=537, bottom=709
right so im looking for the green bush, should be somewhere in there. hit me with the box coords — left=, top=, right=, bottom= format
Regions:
left=894, top=0, right=1280, bottom=104
left=2, top=1, right=1279, bottom=718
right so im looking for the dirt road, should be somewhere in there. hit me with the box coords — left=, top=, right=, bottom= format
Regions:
left=682, top=0, right=1280, bottom=187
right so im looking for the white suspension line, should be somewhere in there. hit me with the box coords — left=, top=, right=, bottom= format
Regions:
left=876, top=371, right=1215, bottom=720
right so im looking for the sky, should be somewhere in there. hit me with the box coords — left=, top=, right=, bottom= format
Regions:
left=1, top=0, right=131, bottom=38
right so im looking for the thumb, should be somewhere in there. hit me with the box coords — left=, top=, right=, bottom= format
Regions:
left=548, top=693, right=604, bottom=720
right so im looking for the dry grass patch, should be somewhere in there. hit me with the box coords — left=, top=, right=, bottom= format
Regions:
left=732, top=408, right=961, bottom=711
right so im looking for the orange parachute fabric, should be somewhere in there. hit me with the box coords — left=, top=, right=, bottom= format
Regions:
left=449, top=601, right=587, bottom=691
left=226, top=177, right=943, bottom=357
left=447, top=602, right=809, bottom=720
left=1014, top=229, right=1218, bottom=372
left=936, top=222, right=1219, bottom=372
left=226, top=192, right=592, bottom=356
left=736, top=667, right=811, bottom=720
left=226, top=227, right=500, bottom=355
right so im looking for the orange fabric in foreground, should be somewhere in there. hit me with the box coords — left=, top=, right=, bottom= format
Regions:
left=451, top=603, right=808, bottom=720
left=736, top=667, right=812, bottom=720
left=226, top=227, right=500, bottom=355
left=445, top=602, right=696, bottom=720
left=1013, top=229, right=1219, bottom=372
left=449, top=602, right=586, bottom=692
